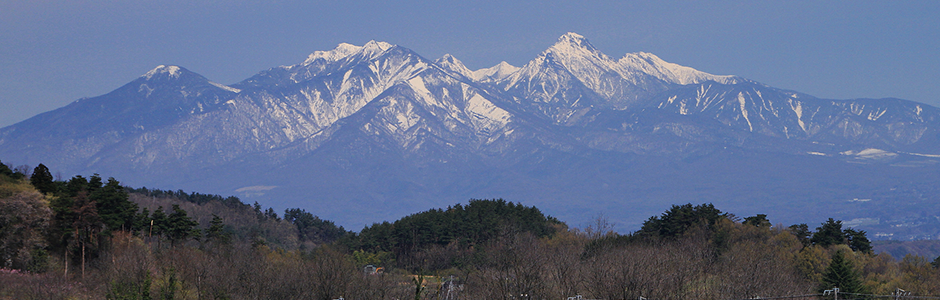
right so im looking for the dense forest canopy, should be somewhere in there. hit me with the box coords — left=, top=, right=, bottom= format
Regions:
left=350, top=199, right=561, bottom=253
left=1, top=159, right=940, bottom=299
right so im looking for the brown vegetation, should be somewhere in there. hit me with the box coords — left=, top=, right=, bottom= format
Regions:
left=2, top=162, right=940, bottom=299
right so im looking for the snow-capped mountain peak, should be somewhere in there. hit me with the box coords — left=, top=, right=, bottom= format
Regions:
left=433, top=54, right=474, bottom=79
left=303, top=43, right=363, bottom=65
left=546, top=32, right=603, bottom=57
left=360, top=40, right=394, bottom=56
left=556, top=32, right=592, bottom=48
left=142, top=65, right=183, bottom=79
left=472, top=61, right=519, bottom=82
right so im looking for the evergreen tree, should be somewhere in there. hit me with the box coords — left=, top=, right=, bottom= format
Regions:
left=166, top=205, right=200, bottom=244
left=48, top=192, right=77, bottom=252
left=819, top=250, right=865, bottom=296
left=0, top=160, right=14, bottom=178
left=87, top=174, right=103, bottom=195
left=843, top=228, right=872, bottom=253
left=150, top=207, right=168, bottom=238
left=284, top=208, right=348, bottom=244
left=92, top=177, right=138, bottom=233
left=29, top=163, right=56, bottom=194
left=134, top=208, right=150, bottom=233
left=204, top=214, right=230, bottom=244
left=743, top=214, right=771, bottom=228
left=811, top=218, right=845, bottom=247
left=638, top=203, right=726, bottom=238
left=788, top=223, right=812, bottom=247
left=64, top=175, right=89, bottom=198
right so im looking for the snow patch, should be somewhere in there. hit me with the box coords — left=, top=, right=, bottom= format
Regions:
left=142, top=65, right=182, bottom=79
left=304, top=43, right=363, bottom=64
left=210, top=81, right=241, bottom=93
left=791, top=100, right=807, bottom=132
left=840, top=148, right=898, bottom=160
left=737, top=92, right=753, bottom=131
left=408, top=77, right=439, bottom=106
left=900, top=152, right=940, bottom=158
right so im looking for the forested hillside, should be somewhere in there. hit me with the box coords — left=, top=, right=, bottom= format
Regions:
left=2, top=159, right=940, bottom=299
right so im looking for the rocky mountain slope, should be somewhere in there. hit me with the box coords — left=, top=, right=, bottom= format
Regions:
left=2, top=33, right=938, bottom=237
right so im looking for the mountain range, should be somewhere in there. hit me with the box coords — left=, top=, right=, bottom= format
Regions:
left=2, top=32, right=939, bottom=238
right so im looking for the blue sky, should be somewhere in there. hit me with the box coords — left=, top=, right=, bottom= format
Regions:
left=2, top=1, right=938, bottom=128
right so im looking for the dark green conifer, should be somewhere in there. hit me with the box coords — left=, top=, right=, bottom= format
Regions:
left=638, top=203, right=726, bottom=238
left=811, top=218, right=845, bottom=247
left=150, top=207, right=168, bottom=237
left=204, top=214, right=230, bottom=244
left=166, top=204, right=200, bottom=244
left=819, top=250, right=865, bottom=296
left=788, top=223, right=812, bottom=247
left=743, top=214, right=771, bottom=228
left=843, top=228, right=872, bottom=253
left=30, top=163, right=56, bottom=194
left=0, top=160, right=14, bottom=178
left=92, top=177, right=138, bottom=232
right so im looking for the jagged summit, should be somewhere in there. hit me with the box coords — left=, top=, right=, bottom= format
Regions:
left=553, top=32, right=598, bottom=52
left=301, top=40, right=394, bottom=66
left=4, top=33, right=939, bottom=236
left=359, top=40, right=394, bottom=57
left=433, top=54, right=474, bottom=79
left=543, top=32, right=605, bottom=60
left=303, top=43, right=362, bottom=64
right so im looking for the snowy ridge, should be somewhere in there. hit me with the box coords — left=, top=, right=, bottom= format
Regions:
left=3, top=32, right=940, bottom=237
left=142, top=65, right=182, bottom=79
left=499, top=31, right=743, bottom=123
left=356, top=40, right=395, bottom=60
left=433, top=54, right=474, bottom=79
left=303, top=43, right=363, bottom=65
left=651, top=82, right=940, bottom=149
left=471, top=61, right=519, bottom=82
left=620, top=52, right=740, bottom=85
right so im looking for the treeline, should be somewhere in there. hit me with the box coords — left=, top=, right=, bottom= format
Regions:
left=2, top=162, right=212, bottom=276
left=3, top=160, right=940, bottom=299
left=127, top=186, right=351, bottom=248
left=1, top=161, right=349, bottom=272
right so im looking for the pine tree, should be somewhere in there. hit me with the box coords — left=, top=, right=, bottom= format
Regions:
left=788, top=223, right=812, bottom=247
left=204, top=214, right=230, bottom=244
left=150, top=207, right=168, bottom=238
left=811, top=218, right=845, bottom=247
left=166, top=205, right=200, bottom=244
left=0, top=160, right=14, bottom=178
left=29, top=163, right=56, bottom=194
left=843, top=228, right=872, bottom=253
left=819, top=250, right=865, bottom=296
left=92, top=177, right=138, bottom=233
left=743, top=214, right=771, bottom=228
